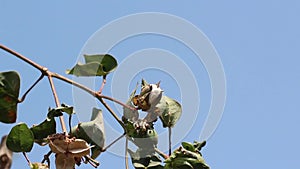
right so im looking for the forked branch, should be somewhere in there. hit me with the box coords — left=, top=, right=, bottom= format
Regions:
left=0, top=44, right=132, bottom=132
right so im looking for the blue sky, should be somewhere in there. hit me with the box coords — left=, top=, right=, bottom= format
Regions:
left=1, top=1, right=300, bottom=169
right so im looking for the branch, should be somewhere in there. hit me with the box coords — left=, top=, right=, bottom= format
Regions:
left=41, top=151, right=52, bottom=166
left=0, top=44, right=132, bottom=132
left=18, top=74, right=44, bottom=103
left=0, top=45, right=46, bottom=71
left=125, top=138, right=129, bottom=169
left=51, top=73, right=135, bottom=111
left=102, top=133, right=126, bottom=152
left=154, top=147, right=169, bottom=160
left=47, top=74, right=67, bottom=133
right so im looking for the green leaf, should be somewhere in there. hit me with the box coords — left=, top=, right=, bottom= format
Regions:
left=6, top=123, right=34, bottom=152
left=59, top=103, right=74, bottom=115
left=47, top=107, right=63, bottom=119
left=158, top=96, right=182, bottom=128
left=165, top=141, right=210, bottom=169
left=70, top=108, right=105, bottom=159
left=30, top=118, right=56, bottom=141
left=47, top=104, right=74, bottom=119
left=66, top=54, right=117, bottom=77
left=128, top=149, right=163, bottom=169
left=0, top=71, right=20, bottom=123
left=193, top=140, right=206, bottom=152
left=181, top=142, right=195, bottom=152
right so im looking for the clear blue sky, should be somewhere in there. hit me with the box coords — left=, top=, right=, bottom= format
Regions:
left=1, top=1, right=300, bottom=169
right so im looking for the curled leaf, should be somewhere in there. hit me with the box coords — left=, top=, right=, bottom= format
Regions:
left=66, top=54, right=117, bottom=77
left=6, top=123, right=34, bottom=152
left=165, top=141, right=210, bottom=169
left=30, top=118, right=56, bottom=141
left=158, top=96, right=182, bottom=128
left=128, top=148, right=163, bottom=169
left=0, top=71, right=20, bottom=123
left=70, top=108, right=105, bottom=159
left=47, top=104, right=74, bottom=119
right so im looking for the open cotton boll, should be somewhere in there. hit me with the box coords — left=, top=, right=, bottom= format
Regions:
left=147, top=84, right=163, bottom=111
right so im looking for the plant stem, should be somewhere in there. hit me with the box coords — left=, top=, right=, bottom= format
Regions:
left=41, top=151, right=52, bottom=166
left=98, top=97, right=126, bottom=130
left=69, top=114, right=72, bottom=134
left=22, top=152, right=31, bottom=165
left=102, top=133, right=126, bottom=152
left=1, top=44, right=133, bottom=132
left=50, top=72, right=135, bottom=111
left=154, top=147, right=169, bottom=160
left=125, top=137, right=129, bottom=169
left=18, top=73, right=44, bottom=103
left=169, top=127, right=172, bottom=156
left=47, top=74, right=67, bottom=133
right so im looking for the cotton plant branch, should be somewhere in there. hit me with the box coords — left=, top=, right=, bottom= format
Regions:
left=47, top=74, right=68, bottom=133
left=0, top=44, right=133, bottom=132
left=18, top=74, right=44, bottom=103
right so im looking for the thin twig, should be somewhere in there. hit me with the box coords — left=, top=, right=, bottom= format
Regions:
left=69, top=114, right=72, bottom=134
left=154, top=147, right=169, bottom=160
left=22, top=152, right=31, bottom=165
left=47, top=74, right=67, bottom=133
left=84, top=155, right=100, bottom=168
left=169, top=127, right=172, bottom=156
left=41, top=151, right=52, bottom=166
left=98, top=97, right=126, bottom=130
left=98, top=75, right=106, bottom=94
left=100, top=95, right=136, bottom=111
left=102, top=133, right=126, bottom=152
left=18, top=73, right=44, bottom=103
left=125, top=137, right=129, bottom=169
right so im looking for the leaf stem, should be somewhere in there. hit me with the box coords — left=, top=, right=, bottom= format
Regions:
left=22, top=152, right=31, bottom=165
left=18, top=73, right=44, bottom=103
left=98, top=75, right=106, bottom=94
